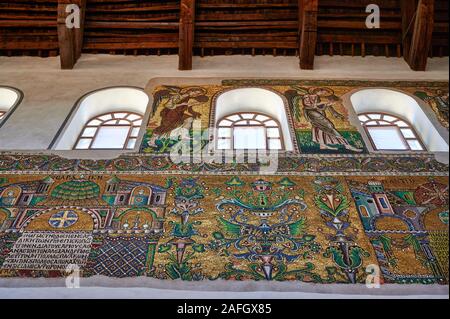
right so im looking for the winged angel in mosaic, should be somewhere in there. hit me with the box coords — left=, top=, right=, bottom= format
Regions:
left=149, top=86, right=209, bottom=143
left=415, top=89, right=449, bottom=128
left=148, top=86, right=209, bottom=151
left=285, top=87, right=363, bottom=153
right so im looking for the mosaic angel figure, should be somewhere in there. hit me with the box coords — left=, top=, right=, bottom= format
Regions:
left=285, top=87, right=362, bottom=152
left=415, top=89, right=449, bottom=127
left=149, top=86, right=209, bottom=145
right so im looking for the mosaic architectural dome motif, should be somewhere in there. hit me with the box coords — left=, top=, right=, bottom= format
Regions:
left=51, top=180, right=100, bottom=201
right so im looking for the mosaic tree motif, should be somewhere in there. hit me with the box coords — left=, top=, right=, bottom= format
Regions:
left=0, top=173, right=447, bottom=284
left=313, top=177, right=369, bottom=283
left=209, top=177, right=322, bottom=281
left=157, top=178, right=207, bottom=280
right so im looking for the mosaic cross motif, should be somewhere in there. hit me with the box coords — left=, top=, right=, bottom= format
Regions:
left=48, top=210, right=79, bottom=229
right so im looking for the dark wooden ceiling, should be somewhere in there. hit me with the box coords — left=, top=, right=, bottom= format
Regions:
left=0, top=0, right=447, bottom=70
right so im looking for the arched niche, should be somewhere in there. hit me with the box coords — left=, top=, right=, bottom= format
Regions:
left=0, top=86, right=22, bottom=126
left=52, top=87, right=150, bottom=150
left=350, top=89, right=448, bottom=152
left=213, top=88, right=296, bottom=152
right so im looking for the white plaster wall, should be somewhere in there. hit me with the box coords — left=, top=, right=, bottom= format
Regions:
left=215, top=88, right=294, bottom=151
left=0, top=55, right=448, bottom=151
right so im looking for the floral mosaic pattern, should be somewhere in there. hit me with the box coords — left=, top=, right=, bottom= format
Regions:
left=0, top=79, right=448, bottom=287
left=0, top=174, right=447, bottom=285
left=0, top=153, right=447, bottom=175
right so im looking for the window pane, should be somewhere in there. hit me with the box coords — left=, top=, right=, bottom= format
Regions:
left=99, top=114, right=113, bottom=121
left=267, top=128, right=280, bottom=138
left=407, top=140, right=424, bottom=151
left=217, top=139, right=231, bottom=150
left=127, top=139, right=137, bottom=149
left=383, top=115, right=398, bottom=122
left=395, top=121, right=409, bottom=127
left=358, top=115, right=369, bottom=122
left=219, top=120, right=233, bottom=127
left=87, top=119, right=102, bottom=126
left=367, top=114, right=382, bottom=120
left=82, top=127, right=97, bottom=137
left=269, top=139, right=282, bottom=150
left=130, top=127, right=140, bottom=137
left=235, top=120, right=248, bottom=125
left=234, top=126, right=266, bottom=150
left=366, top=121, right=378, bottom=126
left=367, top=127, right=408, bottom=150
left=241, top=113, right=255, bottom=119
left=76, top=139, right=91, bottom=149
left=91, top=126, right=130, bottom=149
left=218, top=128, right=231, bottom=138
left=378, top=121, right=390, bottom=125
left=133, top=120, right=143, bottom=126
left=227, top=115, right=241, bottom=122
left=128, top=114, right=140, bottom=121
left=400, top=128, right=415, bottom=138
left=264, top=120, right=278, bottom=127
left=255, top=115, right=269, bottom=122
left=114, top=113, right=128, bottom=119
left=248, top=120, right=260, bottom=125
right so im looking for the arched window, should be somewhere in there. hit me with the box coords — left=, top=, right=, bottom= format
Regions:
left=213, top=88, right=297, bottom=152
left=359, top=113, right=425, bottom=151
left=74, top=112, right=143, bottom=150
left=350, top=89, right=448, bottom=152
left=217, top=112, right=284, bottom=150
left=52, top=87, right=149, bottom=151
left=0, top=87, right=22, bottom=126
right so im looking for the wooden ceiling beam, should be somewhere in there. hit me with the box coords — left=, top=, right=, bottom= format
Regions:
left=2, top=0, right=447, bottom=60
left=299, top=0, right=319, bottom=69
left=74, top=0, right=86, bottom=62
left=57, top=0, right=86, bottom=69
left=401, top=0, right=417, bottom=58
left=178, top=0, right=196, bottom=70
left=402, top=0, right=435, bottom=71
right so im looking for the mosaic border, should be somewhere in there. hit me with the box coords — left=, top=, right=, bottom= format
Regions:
left=222, top=79, right=450, bottom=87
left=0, top=152, right=448, bottom=176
